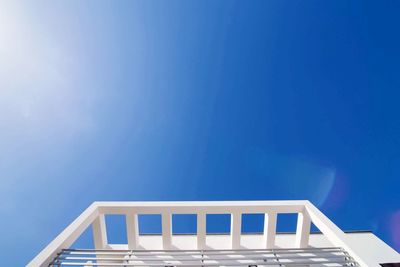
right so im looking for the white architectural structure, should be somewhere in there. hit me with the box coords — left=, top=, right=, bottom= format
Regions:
left=28, top=201, right=399, bottom=267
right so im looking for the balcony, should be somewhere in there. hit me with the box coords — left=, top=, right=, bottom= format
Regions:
left=27, top=201, right=393, bottom=267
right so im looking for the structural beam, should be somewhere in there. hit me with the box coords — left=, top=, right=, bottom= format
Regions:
left=197, top=212, right=206, bottom=249
left=93, top=214, right=108, bottom=250
left=295, top=211, right=311, bottom=248
left=264, top=212, right=277, bottom=248
left=162, top=212, right=172, bottom=249
left=27, top=203, right=99, bottom=267
left=231, top=213, right=242, bottom=249
left=126, top=213, right=139, bottom=249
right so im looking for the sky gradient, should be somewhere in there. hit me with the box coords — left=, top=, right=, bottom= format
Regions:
left=0, top=1, right=399, bottom=265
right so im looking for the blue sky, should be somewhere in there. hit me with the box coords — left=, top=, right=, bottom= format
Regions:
left=0, top=0, right=399, bottom=265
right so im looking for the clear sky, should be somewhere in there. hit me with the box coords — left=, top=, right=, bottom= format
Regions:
left=0, top=0, right=399, bottom=265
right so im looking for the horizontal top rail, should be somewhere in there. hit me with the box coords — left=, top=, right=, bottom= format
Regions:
left=94, top=200, right=308, bottom=207
left=96, top=200, right=307, bottom=214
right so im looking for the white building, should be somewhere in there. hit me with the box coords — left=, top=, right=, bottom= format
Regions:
left=28, top=201, right=400, bottom=267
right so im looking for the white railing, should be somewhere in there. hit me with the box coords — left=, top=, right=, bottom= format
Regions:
left=27, top=200, right=378, bottom=267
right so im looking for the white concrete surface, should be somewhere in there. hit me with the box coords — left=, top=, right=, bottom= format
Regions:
left=27, top=201, right=400, bottom=267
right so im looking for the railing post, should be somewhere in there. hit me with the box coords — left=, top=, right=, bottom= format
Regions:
left=92, top=214, right=108, bottom=249
left=295, top=211, right=311, bottom=248
left=231, top=212, right=242, bottom=249
left=162, top=212, right=172, bottom=249
left=126, top=213, right=139, bottom=249
left=264, top=212, right=277, bottom=248
left=197, top=212, right=206, bottom=249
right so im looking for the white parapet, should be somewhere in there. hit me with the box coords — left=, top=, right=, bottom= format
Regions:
left=27, top=200, right=392, bottom=267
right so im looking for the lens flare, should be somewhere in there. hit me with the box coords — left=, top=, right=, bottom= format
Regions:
left=322, top=172, right=349, bottom=211
left=391, top=210, right=400, bottom=251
